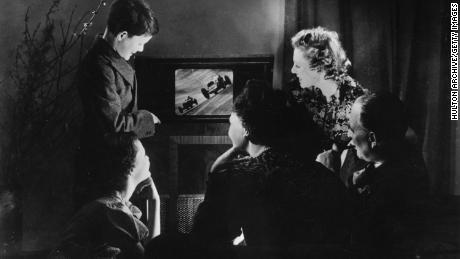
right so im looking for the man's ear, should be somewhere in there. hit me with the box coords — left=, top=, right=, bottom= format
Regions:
left=368, top=131, right=377, bottom=149
left=243, top=128, right=249, bottom=138
left=116, top=31, right=128, bottom=41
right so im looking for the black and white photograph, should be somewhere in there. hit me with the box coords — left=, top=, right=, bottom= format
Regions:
left=174, top=69, right=233, bottom=116
left=0, top=0, right=458, bottom=258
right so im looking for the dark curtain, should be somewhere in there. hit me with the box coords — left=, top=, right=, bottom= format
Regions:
left=283, top=0, right=453, bottom=194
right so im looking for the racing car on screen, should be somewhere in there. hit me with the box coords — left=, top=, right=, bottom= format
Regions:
left=201, top=75, right=232, bottom=99
left=178, top=96, right=198, bottom=113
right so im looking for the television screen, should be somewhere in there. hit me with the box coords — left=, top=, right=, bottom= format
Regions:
left=174, top=69, right=234, bottom=116
left=135, top=56, right=273, bottom=122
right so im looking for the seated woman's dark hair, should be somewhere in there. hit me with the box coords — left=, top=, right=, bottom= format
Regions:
left=107, top=0, right=159, bottom=36
left=233, top=80, right=289, bottom=147
left=94, top=132, right=139, bottom=194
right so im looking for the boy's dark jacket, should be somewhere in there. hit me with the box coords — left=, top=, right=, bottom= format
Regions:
left=77, top=36, right=155, bottom=146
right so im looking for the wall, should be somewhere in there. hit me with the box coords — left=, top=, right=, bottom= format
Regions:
left=144, top=0, right=285, bottom=87
left=0, top=0, right=285, bottom=253
left=454, top=124, right=460, bottom=195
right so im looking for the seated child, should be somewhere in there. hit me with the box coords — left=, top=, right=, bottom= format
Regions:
left=51, top=133, right=158, bottom=259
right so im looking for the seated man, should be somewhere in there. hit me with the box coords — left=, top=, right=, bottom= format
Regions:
left=347, top=92, right=430, bottom=256
left=192, top=80, right=352, bottom=248
left=51, top=133, right=158, bottom=259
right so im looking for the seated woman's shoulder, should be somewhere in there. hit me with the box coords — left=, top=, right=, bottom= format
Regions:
left=213, top=155, right=260, bottom=172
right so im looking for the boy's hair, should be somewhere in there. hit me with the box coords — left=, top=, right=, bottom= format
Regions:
left=107, top=0, right=159, bottom=36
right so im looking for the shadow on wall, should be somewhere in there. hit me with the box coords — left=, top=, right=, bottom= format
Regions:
left=145, top=0, right=283, bottom=58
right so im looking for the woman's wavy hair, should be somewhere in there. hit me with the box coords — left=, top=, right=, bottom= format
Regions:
left=291, top=27, right=350, bottom=79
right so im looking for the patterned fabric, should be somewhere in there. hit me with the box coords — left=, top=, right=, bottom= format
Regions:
left=192, top=149, right=352, bottom=246
left=292, top=74, right=367, bottom=149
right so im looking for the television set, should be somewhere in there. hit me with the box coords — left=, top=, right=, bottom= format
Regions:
left=135, top=56, right=273, bottom=122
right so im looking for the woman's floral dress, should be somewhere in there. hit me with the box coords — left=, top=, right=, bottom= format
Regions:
left=291, top=74, right=367, bottom=150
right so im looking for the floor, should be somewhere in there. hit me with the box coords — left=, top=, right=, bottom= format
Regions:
left=2, top=196, right=460, bottom=259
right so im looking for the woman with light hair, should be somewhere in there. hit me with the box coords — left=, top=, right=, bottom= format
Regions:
left=290, top=26, right=367, bottom=181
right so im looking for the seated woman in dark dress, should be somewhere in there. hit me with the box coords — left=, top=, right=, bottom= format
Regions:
left=347, top=92, right=430, bottom=257
left=191, top=80, right=352, bottom=249
left=50, top=133, right=155, bottom=259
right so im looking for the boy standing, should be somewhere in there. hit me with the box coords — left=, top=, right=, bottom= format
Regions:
left=75, top=0, right=161, bottom=236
